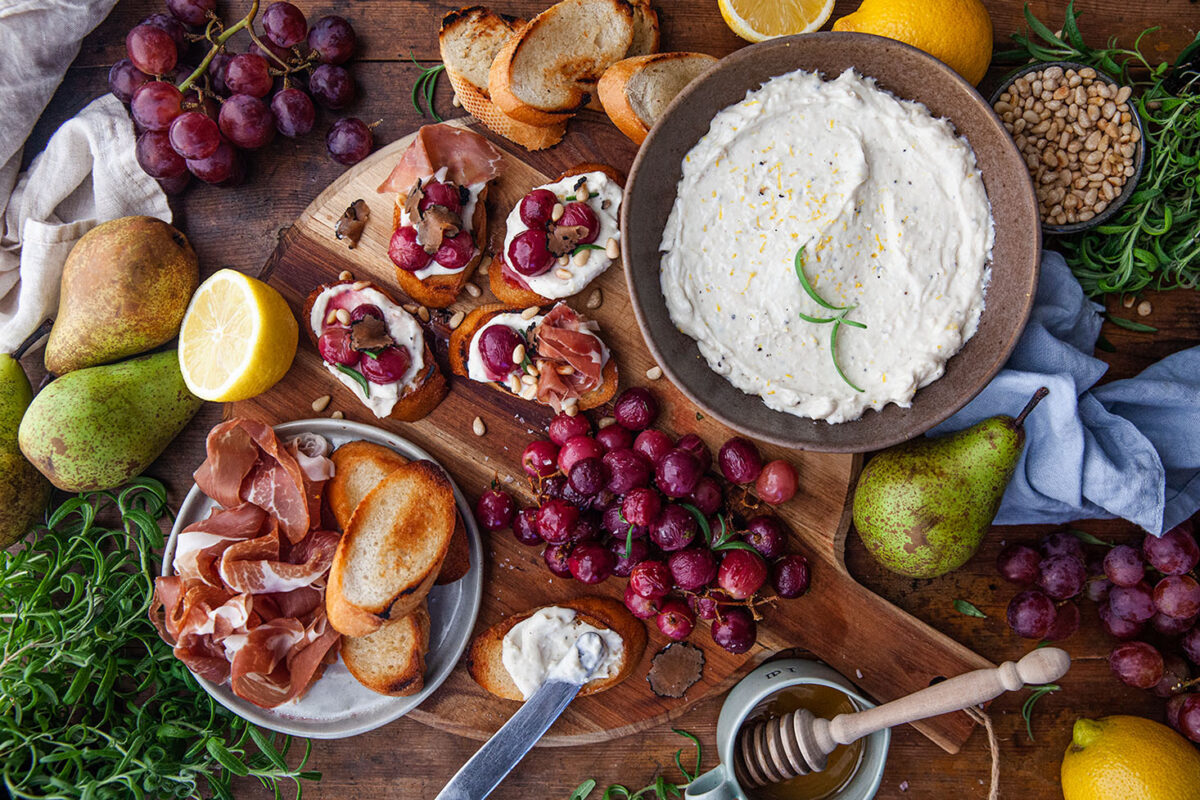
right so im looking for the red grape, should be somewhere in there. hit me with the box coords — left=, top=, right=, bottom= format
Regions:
left=548, top=413, right=591, bottom=445
left=167, top=0, right=216, bottom=26
left=656, top=449, right=702, bottom=498
left=717, top=550, right=767, bottom=599
left=624, top=583, right=660, bottom=619
left=675, top=433, right=712, bottom=473
left=131, top=81, right=183, bottom=131
left=513, top=508, right=541, bottom=546
left=1098, top=602, right=1145, bottom=640
left=614, top=387, right=659, bottom=430
left=1167, top=694, right=1188, bottom=733
left=559, top=201, right=599, bottom=243
left=1153, top=653, right=1190, bottom=699
left=186, top=139, right=238, bottom=184
left=712, top=607, right=756, bottom=654
left=477, top=325, right=526, bottom=383
left=1108, top=641, right=1164, bottom=689
left=668, top=548, right=718, bottom=591
left=167, top=111, right=220, bottom=159
left=629, top=560, right=672, bottom=599
left=687, top=476, right=723, bottom=516
left=1085, top=574, right=1112, bottom=603
left=520, top=189, right=557, bottom=227
left=568, top=457, right=607, bottom=498
left=208, top=52, right=232, bottom=95
left=326, top=118, right=372, bottom=165
left=135, top=130, right=186, bottom=179
left=595, top=424, right=633, bottom=452
left=126, top=25, right=177, bottom=76
left=1103, top=545, right=1145, bottom=587
left=689, top=592, right=724, bottom=620
left=558, top=436, right=605, bottom=474
left=507, top=229, right=554, bottom=276
left=1144, top=522, right=1200, bottom=575
left=997, top=544, right=1041, bottom=585
left=225, top=53, right=273, bottom=98
left=157, top=172, right=191, bottom=195
left=388, top=225, right=432, bottom=273
left=756, top=460, right=799, bottom=504
left=603, top=449, right=653, bottom=494
left=1175, top=695, right=1200, bottom=743
left=521, top=440, right=559, bottom=478
left=1185, top=626, right=1200, bottom=665
left=360, top=346, right=412, bottom=384
left=308, top=15, right=357, bottom=64
left=1006, top=589, right=1057, bottom=639
left=419, top=181, right=462, bottom=214
left=633, top=429, right=673, bottom=464
left=271, top=87, right=315, bottom=137
left=1045, top=602, right=1080, bottom=641
left=1040, top=531, right=1085, bottom=561
left=1152, top=611, right=1196, bottom=636
left=108, top=58, right=150, bottom=103
left=543, top=543, right=573, bottom=578
left=349, top=304, right=383, bottom=322
left=475, top=488, right=516, bottom=531
left=718, top=437, right=763, bottom=484
left=536, top=498, right=579, bottom=545
left=142, top=12, right=187, bottom=51
left=310, top=64, right=355, bottom=109
left=622, top=487, right=662, bottom=527
left=649, top=504, right=697, bottom=552
left=219, top=94, right=276, bottom=149
left=771, top=554, right=811, bottom=598
left=745, top=516, right=787, bottom=559
left=610, top=537, right=651, bottom=578
left=568, top=541, right=615, bottom=584
left=263, top=2, right=308, bottom=48
left=1037, top=554, right=1087, bottom=600
left=318, top=328, right=358, bottom=370
left=1154, top=574, right=1200, bottom=619
left=433, top=230, right=475, bottom=269
left=1109, top=581, right=1156, bottom=623
left=656, top=599, right=696, bottom=641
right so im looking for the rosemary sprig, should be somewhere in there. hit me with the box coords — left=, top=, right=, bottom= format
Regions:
left=409, top=55, right=446, bottom=122
left=792, top=246, right=866, bottom=392
left=570, top=729, right=702, bottom=800
left=1021, top=683, right=1061, bottom=741
left=572, top=243, right=606, bottom=255
left=336, top=363, right=370, bottom=397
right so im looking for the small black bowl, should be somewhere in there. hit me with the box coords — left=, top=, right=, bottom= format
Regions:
left=989, top=61, right=1146, bottom=236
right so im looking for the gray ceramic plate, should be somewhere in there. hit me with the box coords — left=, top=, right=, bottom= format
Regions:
left=161, top=419, right=483, bottom=739
left=623, top=32, right=1041, bottom=452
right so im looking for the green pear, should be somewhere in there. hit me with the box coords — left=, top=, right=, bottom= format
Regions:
left=18, top=350, right=203, bottom=491
left=0, top=329, right=51, bottom=546
left=44, top=216, right=198, bottom=375
left=853, top=388, right=1049, bottom=579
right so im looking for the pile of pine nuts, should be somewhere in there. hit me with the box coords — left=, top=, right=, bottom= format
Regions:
left=993, top=65, right=1140, bottom=227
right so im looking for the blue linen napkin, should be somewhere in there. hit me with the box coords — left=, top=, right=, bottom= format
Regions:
left=928, top=251, right=1200, bottom=536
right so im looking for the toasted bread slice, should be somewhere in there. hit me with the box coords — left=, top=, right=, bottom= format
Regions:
left=326, top=460, right=456, bottom=637
left=342, top=602, right=431, bottom=696
left=389, top=183, right=490, bottom=309
left=448, top=303, right=619, bottom=411
left=327, top=440, right=471, bottom=585
left=439, top=7, right=568, bottom=151
left=302, top=280, right=448, bottom=421
left=489, top=0, right=635, bottom=125
left=467, top=596, right=647, bottom=700
left=599, top=52, right=718, bottom=145
left=580, top=0, right=660, bottom=111
left=490, top=163, right=625, bottom=307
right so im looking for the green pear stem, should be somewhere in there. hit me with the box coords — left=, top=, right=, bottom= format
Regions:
left=1013, top=387, right=1050, bottom=429
left=12, top=320, right=53, bottom=361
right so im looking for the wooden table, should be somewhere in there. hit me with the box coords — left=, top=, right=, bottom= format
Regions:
left=23, top=1, right=1200, bottom=797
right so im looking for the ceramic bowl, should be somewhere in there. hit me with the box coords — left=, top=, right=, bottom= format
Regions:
left=988, top=60, right=1146, bottom=235
left=622, top=32, right=1041, bottom=452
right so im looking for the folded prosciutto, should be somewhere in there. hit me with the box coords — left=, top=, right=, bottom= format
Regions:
left=533, top=304, right=607, bottom=412
left=376, top=123, right=502, bottom=195
left=152, top=419, right=342, bottom=709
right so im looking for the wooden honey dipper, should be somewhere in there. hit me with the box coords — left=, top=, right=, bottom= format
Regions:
left=735, top=648, right=1071, bottom=788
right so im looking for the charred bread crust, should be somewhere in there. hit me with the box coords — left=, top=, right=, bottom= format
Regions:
left=390, top=184, right=490, bottom=309
left=445, top=68, right=569, bottom=152
left=466, top=596, right=647, bottom=700
left=303, top=280, right=448, bottom=422
left=557, top=162, right=626, bottom=187
left=435, top=512, right=472, bottom=585
left=341, top=603, right=431, bottom=696
left=447, top=303, right=619, bottom=411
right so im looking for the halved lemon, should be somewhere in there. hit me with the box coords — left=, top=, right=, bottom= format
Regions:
left=718, top=0, right=835, bottom=42
left=178, top=268, right=298, bottom=402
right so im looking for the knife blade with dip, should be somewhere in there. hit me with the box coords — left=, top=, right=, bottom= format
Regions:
left=435, top=632, right=608, bottom=800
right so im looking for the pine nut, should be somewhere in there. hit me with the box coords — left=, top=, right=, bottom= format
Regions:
left=311, top=395, right=331, bottom=413
left=507, top=374, right=522, bottom=394
left=598, top=416, right=617, bottom=429
left=555, top=364, right=575, bottom=375
left=351, top=280, right=370, bottom=291
left=551, top=203, right=564, bottom=222
left=521, top=306, right=539, bottom=320
left=478, top=256, right=492, bottom=275
left=605, top=238, right=620, bottom=259
left=525, top=362, right=540, bottom=377
left=585, top=288, right=602, bottom=309
left=573, top=249, right=590, bottom=267
left=556, top=268, right=573, bottom=279
left=1137, top=300, right=1152, bottom=317
left=646, top=365, right=663, bottom=380
left=449, top=310, right=465, bottom=330
left=511, top=343, right=525, bottom=364
left=1122, top=294, right=1135, bottom=308
left=575, top=181, right=589, bottom=202
left=564, top=404, right=579, bottom=417
left=402, top=303, right=419, bottom=314
left=472, top=416, right=486, bottom=436
left=325, top=309, right=339, bottom=325
left=338, top=270, right=353, bottom=281
left=464, top=282, right=481, bottom=297
left=417, top=306, right=430, bottom=323
left=520, top=373, right=536, bottom=386
left=331, top=410, right=344, bottom=420
left=557, top=255, right=570, bottom=267
left=335, top=308, right=351, bottom=325
left=452, top=94, right=462, bottom=108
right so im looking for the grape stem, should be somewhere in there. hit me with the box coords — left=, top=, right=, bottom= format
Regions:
left=177, top=0, right=261, bottom=94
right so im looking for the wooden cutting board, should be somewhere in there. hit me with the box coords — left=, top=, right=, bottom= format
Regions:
left=231, top=118, right=992, bottom=752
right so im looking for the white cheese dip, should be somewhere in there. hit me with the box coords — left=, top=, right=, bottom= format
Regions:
left=398, top=165, right=486, bottom=280
left=308, top=284, right=424, bottom=418
left=500, top=607, right=624, bottom=700
left=660, top=69, right=994, bottom=423
left=503, top=170, right=622, bottom=298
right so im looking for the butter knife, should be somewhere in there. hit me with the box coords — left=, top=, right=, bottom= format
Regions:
left=434, top=632, right=607, bottom=800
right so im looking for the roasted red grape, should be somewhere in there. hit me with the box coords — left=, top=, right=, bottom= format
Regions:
left=1103, top=544, right=1145, bottom=587
left=687, top=476, right=723, bottom=516
left=1154, top=574, right=1200, bottom=620
left=756, top=460, right=799, bottom=505
left=219, top=94, right=276, bottom=149
left=997, top=544, right=1041, bottom=585
left=772, top=554, right=811, bottom=598
left=263, top=2, right=308, bottom=48
left=1085, top=574, right=1112, bottom=603
left=718, top=550, right=768, bottom=599
left=1185, top=626, right=1200, bottom=665
left=633, top=429, right=673, bottom=464
left=1006, top=589, right=1057, bottom=639
left=476, top=488, right=516, bottom=531
left=388, top=226, right=431, bottom=273
left=1108, top=641, right=1164, bottom=689
left=718, top=437, right=763, bottom=484
left=689, top=592, right=723, bottom=620
left=185, top=139, right=238, bottom=184
left=656, top=449, right=702, bottom=498
left=326, top=117, right=372, bottom=165
left=675, top=433, right=712, bottom=473
left=1144, top=522, right=1200, bottom=575
left=513, top=508, right=541, bottom=546
left=360, top=346, right=411, bottom=384
left=602, top=448, right=652, bottom=494
left=745, top=516, right=787, bottom=560
left=558, top=436, right=605, bottom=474
left=271, top=87, right=315, bottom=137
left=135, top=130, right=186, bottom=179
left=507, top=229, right=554, bottom=276
left=543, top=543, right=573, bottom=578
left=656, top=599, right=696, bottom=641
left=649, top=504, right=697, bottom=552
left=433, top=230, right=475, bottom=269
left=310, top=63, right=355, bottom=109
left=317, top=329, right=356, bottom=371
left=1152, top=611, right=1196, bottom=637
left=549, top=413, right=591, bottom=445
left=537, top=498, right=579, bottom=545
left=668, top=548, right=718, bottom=591
left=1045, top=602, right=1080, bottom=641
left=1109, top=581, right=1156, bottom=623
left=420, top=181, right=463, bottom=214
left=131, top=81, right=183, bottom=131
left=167, top=111, right=220, bottom=159
left=225, top=53, right=272, bottom=98
left=109, top=58, right=150, bottom=103
left=559, top=201, right=599, bottom=243
left=568, top=457, right=607, bottom=498
left=622, top=487, right=662, bottom=527
left=520, top=188, right=557, bottom=227
left=712, top=607, right=756, bottom=654
left=624, top=583, right=659, bottom=619
left=1037, top=554, right=1087, bottom=600
left=521, top=439, right=559, bottom=478
left=167, top=0, right=216, bottom=26
left=629, top=560, right=672, bottom=599
left=568, top=541, right=615, bottom=584
left=610, top=537, right=650, bottom=578
left=126, top=24, right=177, bottom=76
left=595, top=424, right=633, bottom=453
left=308, top=15, right=357, bottom=64
left=614, top=387, right=659, bottom=430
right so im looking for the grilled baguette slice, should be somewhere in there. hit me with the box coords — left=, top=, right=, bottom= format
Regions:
left=489, top=163, right=625, bottom=307
left=448, top=303, right=618, bottom=411
left=327, top=440, right=470, bottom=585
left=325, top=460, right=456, bottom=637
left=439, top=7, right=567, bottom=151
left=390, top=183, right=490, bottom=309
left=467, top=596, right=647, bottom=700
left=598, top=52, right=718, bottom=145
left=488, top=0, right=635, bottom=125
left=581, top=0, right=660, bottom=111
left=342, top=602, right=431, bottom=696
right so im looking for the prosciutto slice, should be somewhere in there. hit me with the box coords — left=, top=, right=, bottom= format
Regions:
left=152, top=419, right=343, bottom=708
left=533, top=304, right=608, bottom=413
left=377, top=124, right=502, bottom=194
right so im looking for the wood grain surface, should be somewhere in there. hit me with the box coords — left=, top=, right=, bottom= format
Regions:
left=22, top=1, right=1200, bottom=798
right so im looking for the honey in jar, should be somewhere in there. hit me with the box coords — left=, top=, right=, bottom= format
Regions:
left=740, top=683, right=864, bottom=800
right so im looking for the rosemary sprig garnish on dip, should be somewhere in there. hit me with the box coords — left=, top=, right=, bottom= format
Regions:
left=792, top=246, right=867, bottom=393
left=409, top=55, right=446, bottom=122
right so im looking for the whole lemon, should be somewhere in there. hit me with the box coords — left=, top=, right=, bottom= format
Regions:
left=833, top=0, right=993, bottom=86
left=1061, top=716, right=1200, bottom=800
